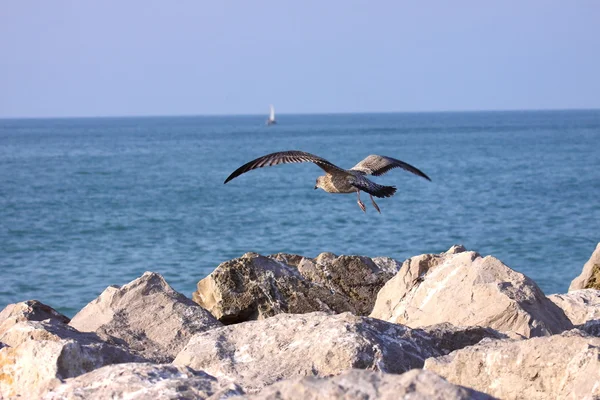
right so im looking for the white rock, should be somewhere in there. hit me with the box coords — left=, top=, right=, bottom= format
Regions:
left=0, top=329, right=141, bottom=399
left=424, top=329, right=600, bottom=400
left=174, top=312, right=440, bottom=393
left=0, top=300, right=70, bottom=338
left=548, top=289, right=600, bottom=326
left=370, top=246, right=572, bottom=337
left=43, top=362, right=244, bottom=400
left=243, top=369, right=495, bottom=400
left=69, top=271, right=222, bottom=362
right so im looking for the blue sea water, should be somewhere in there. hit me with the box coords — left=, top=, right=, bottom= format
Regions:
left=1, top=111, right=599, bottom=317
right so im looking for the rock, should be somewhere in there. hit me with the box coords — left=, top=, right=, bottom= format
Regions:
left=424, top=329, right=600, bottom=400
left=569, top=243, right=600, bottom=290
left=1, top=318, right=109, bottom=348
left=0, top=300, right=70, bottom=337
left=244, top=369, right=496, bottom=400
left=370, top=246, right=573, bottom=337
left=268, top=253, right=305, bottom=268
left=371, top=256, right=403, bottom=274
left=0, top=321, right=142, bottom=399
left=581, top=319, right=600, bottom=336
left=418, top=323, right=509, bottom=355
left=548, top=289, right=600, bottom=326
left=296, top=253, right=399, bottom=316
left=42, top=362, right=244, bottom=400
left=174, top=312, right=440, bottom=393
left=69, top=271, right=222, bottom=363
left=193, top=252, right=398, bottom=324
left=192, top=253, right=356, bottom=324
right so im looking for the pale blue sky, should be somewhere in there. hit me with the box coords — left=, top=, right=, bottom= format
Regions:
left=1, top=1, right=599, bottom=118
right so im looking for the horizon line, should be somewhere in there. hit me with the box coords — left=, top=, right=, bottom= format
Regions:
left=1, top=107, right=599, bottom=121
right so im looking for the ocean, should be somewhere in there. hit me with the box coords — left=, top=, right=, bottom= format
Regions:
left=1, top=111, right=599, bottom=317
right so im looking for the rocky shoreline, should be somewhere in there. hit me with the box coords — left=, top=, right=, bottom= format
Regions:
left=1, top=243, right=599, bottom=399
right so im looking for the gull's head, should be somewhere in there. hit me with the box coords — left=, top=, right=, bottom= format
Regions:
left=314, top=176, right=325, bottom=191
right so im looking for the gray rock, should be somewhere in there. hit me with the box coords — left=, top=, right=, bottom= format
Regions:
left=43, top=362, right=244, bottom=400
left=569, top=242, right=600, bottom=291
left=297, top=253, right=399, bottom=316
left=193, top=252, right=398, bottom=324
left=424, top=329, right=600, bottom=400
left=192, top=253, right=356, bottom=324
left=174, top=312, right=440, bottom=393
left=69, top=271, right=222, bottom=363
left=242, top=369, right=496, bottom=400
left=370, top=246, right=573, bottom=337
left=581, top=319, right=600, bottom=336
left=548, top=289, right=600, bottom=327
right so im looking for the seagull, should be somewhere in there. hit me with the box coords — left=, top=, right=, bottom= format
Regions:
left=224, top=150, right=431, bottom=213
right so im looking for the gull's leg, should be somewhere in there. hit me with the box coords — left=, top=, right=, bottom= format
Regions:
left=370, top=194, right=381, bottom=214
left=356, top=190, right=366, bottom=213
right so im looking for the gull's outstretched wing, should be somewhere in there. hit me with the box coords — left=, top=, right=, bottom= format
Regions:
left=224, top=150, right=347, bottom=184
left=351, top=155, right=431, bottom=181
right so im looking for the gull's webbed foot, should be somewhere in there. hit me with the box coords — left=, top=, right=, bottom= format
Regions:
left=357, top=200, right=366, bottom=213
left=370, top=194, right=381, bottom=213
left=356, top=190, right=366, bottom=213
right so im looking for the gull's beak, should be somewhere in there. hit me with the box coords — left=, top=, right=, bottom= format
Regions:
left=314, top=185, right=318, bottom=190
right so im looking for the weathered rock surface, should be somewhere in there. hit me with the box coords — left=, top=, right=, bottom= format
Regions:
left=69, top=271, right=222, bottom=363
left=548, top=289, right=600, bottom=326
left=569, top=242, right=600, bottom=290
left=0, top=300, right=70, bottom=338
left=174, top=312, right=440, bottom=393
left=418, top=323, right=509, bottom=355
left=192, top=253, right=353, bottom=323
left=0, top=319, right=142, bottom=399
left=370, top=245, right=573, bottom=337
left=424, top=329, right=600, bottom=400
left=1, top=318, right=111, bottom=349
left=296, top=253, right=400, bottom=316
left=243, top=369, right=496, bottom=400
left=43, top=362, right=244, bottom=400
left=193, top=252, right=398, bottom=324
left=268, top=253, right=305, bottom=268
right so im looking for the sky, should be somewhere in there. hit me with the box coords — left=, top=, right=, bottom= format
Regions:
left=1, top=1, right=599, bottom=118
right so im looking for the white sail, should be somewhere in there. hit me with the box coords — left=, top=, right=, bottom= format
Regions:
left=269, top=105, right=275, bottom=121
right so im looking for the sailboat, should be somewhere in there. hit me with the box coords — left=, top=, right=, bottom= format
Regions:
left=266, top=105, right=276, bottom=125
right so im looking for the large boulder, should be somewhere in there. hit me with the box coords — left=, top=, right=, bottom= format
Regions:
left=569, top=243, right=600, bottom=290
left=42, top=363, right=244, bottom=400
left=193, top=252, right=399, bottom=324
left=424, top=330, right=600, bottom=400
left=69, top=272, right=222, bottom=362
left=244, top=369, right=496, bottom=400
left=370, top=246, right=573, bottom=337
left=0, top=319, right=142, bottom=399
left=192, top=253, right=354, bottom=323
left=173, top=312, right=440, bottom=393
